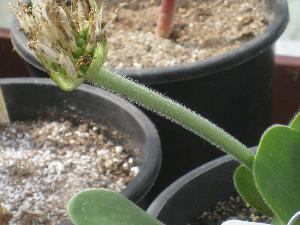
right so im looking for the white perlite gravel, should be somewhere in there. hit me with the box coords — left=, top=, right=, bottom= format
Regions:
left=105, top=31, right=205, bottom=69
left=0, top=120, right=139, bottom=225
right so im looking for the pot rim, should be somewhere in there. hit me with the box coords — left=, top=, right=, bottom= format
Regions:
left=11, top=0, right=289, bottom=85
left=147, top=155, right=234, bottom=217
left=0, top=78, right=162, bottom=203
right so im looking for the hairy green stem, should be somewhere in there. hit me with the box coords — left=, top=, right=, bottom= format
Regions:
left=86, top=69, right=255, bottom=169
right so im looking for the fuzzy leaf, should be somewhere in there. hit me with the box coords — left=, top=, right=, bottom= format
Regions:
left=253, top=125, right=300, bottom=224
left=234, top=165, right=273, bottom=216
left=68, top=189, right=164, bottom=225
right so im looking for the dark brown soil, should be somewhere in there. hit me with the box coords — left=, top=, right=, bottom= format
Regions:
left=104, top=0, right=269, bottom=69
left=187, top=196, right=272, bottom=225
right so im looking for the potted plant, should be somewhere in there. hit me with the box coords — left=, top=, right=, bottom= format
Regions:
left=10, top=0, right=289, bottom=195
left=11, top=0, right=299, bottom=224
left=0, top=78, right=161, bottom=224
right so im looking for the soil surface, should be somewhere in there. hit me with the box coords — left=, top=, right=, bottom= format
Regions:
left=187, top=196, right=271, bottom=225
left=104, top=0, right=269, bottom=70
left=0, top=119, right=139, bottom=225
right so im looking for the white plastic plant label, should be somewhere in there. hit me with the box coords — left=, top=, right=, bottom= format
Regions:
left=222, top=211, right=300, bottom=225
left=222, top=220, right=270, bottom=225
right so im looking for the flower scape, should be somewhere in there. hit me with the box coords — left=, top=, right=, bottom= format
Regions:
left=11, top=0, right=117, bottom=91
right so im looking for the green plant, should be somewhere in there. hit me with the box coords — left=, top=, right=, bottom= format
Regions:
left=12, top=0, right=300, bottom=224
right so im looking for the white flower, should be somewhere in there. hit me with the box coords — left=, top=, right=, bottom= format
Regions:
left=11, top=0, right=117, bottom=91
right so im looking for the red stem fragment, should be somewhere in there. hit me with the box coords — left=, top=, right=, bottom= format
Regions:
left=155, top=0, right=176, bottom=38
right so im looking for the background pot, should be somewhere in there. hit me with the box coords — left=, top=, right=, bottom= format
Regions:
left=0, top=29, right=28, bottom=77
left=147, top=155, right=239, bottom=225
left=11, top=0, right=289, bottom=197
left=273, top=55, right=300, bottom=124
left=273, top=0, right=300, bottom=124
left=0, top=0, right=27, bottom=76
left=0, top=78, right=161, bottom=211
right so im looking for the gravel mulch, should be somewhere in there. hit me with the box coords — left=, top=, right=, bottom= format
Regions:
left=0, top=119, right=139, bottom=225
left=187, top=196, right=272, bottom=225
left=104, top=0, right=269, bottom=69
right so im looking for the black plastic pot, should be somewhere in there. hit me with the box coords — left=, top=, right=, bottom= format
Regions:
left=0, top=78, right=161, bottom=223
left=11, top=0, right=289, bottom=197
left=147, top=155, right=239, bottom=225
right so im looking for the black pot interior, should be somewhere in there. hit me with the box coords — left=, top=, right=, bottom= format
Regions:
left=155, top=160, right=239, bottom=225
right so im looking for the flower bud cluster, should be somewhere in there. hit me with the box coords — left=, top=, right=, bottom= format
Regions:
left=11, top=0, right=116, bottom=90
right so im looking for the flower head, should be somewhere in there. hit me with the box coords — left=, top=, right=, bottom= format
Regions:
left=11, top=0, right=116, bottom=91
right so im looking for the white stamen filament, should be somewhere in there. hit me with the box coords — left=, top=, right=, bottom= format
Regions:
left=57, top=6, right=77, bottom=49
left=77, top=0, right=90, bottom=32
left=16, top=11, right=35, bottom=34
left=34, top=41, right=60, bottom=62
left=39, top=20, right=60, bottom=43
left=95, top=5, right=103, bottom=41
left=32, top=0, right=48, bottom=18
left=86, top=15, right=96, bottom=53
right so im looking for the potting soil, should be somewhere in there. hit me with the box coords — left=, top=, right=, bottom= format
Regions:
left=105, top=0, right=269, bottom=69
left=187, top=196, right=271, bottom=225
left=0, top=119, right=139, bottom=225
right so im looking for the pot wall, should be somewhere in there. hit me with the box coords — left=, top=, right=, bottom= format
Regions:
left=147, top=156, right=239, bottom=225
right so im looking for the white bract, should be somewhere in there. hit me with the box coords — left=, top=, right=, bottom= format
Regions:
left=11, top=0, right=116, bottom=91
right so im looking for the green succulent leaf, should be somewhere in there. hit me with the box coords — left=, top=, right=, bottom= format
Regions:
left=271, top=216, right=285, bottom=225
left=290, top=112, right=300, bottom=131
left=253, top=124, right=300, bottom=225
left=234, top=165, right=273, bottom=216
left=68, top=189, right=164, bottom=225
